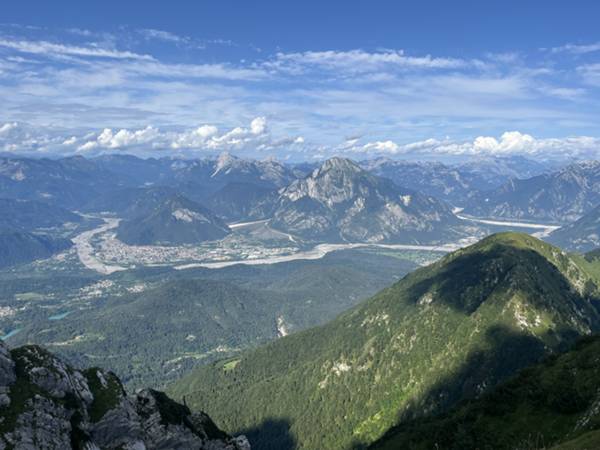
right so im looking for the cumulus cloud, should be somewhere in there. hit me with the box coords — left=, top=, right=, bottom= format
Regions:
left=2, top=119, right=599, bottom=161
left=0, top=122, right=68, bottom=153
left=78, top=126, right=160, bottom=151
left=472, top=131, right=536, bottom=154
left=346, top=131, right=600, bottom=159
left=362, top=140, right=399, bottom=153
left=250, top=116, right=267, bottom=134
left=167, top=116, right=271, bottom=150
left=0, top=117, right=301, bottom=155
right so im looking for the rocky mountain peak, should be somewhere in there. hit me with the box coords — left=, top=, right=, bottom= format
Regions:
left=315, top=157, right=364, bottom=177
left=0, top=341, right=250, bottom=450
left=212, top=151, right=240, bottom=176
left=272, top=155, right=461, bottom=243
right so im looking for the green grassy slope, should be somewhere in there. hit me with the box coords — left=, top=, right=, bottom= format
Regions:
left=168, top=233, right=600, bottom=450
left=371, top=335, right=600, bottom=450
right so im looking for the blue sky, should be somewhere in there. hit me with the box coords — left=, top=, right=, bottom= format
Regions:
left=1, top=0, right=600, bottom=161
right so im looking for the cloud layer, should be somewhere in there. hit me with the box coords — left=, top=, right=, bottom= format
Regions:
left=0, top=117, right=305, bottom=157
left=2, top=118, right=600, bottom=161
left=0, top=25, right=599, bottom=161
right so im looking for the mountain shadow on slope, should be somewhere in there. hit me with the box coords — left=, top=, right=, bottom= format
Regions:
left=235, top=418, right=296, bottom=450
left=0, top=228, right=72, bottom=269
left=370, top=334, right=600, bottom=450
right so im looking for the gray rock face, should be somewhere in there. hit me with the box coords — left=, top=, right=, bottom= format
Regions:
left=0, top=342, right=15, bottom=408
left=270, top=157, right=462, bottom=243
left=465, top=160, right=600, bottom=223
left=0, top=342, right=249, bottom=450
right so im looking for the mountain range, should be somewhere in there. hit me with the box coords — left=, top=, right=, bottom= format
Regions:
left=362, top=155, right=553, bottom=205
left=169, top=233, right=600, bottom=450
left=547, top=204, right=600, bottom=252
left=465, top=160, right=600, bottom=223
left=0, top=198, right=81, bottom=232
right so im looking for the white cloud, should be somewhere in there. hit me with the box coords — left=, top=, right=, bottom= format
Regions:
left=0, top=122, right=18, bottom=134
left=2, top=119, right=599, bottom=162
left=0, top=28, right=597, bottom=159
left=195, top=125, right=219, bottom=138
left=0, top=39, right=154, bottom=61
left=82, top=125, right=160, bottom=150
left=577, top=63, right=600, bottom=86
left=250, top=116, right=267, bottom=134
left=138, top=29, right=188, bottom=44
left=344, top=131, right=600, bottom=159
left=362, top=140, right=399, bottom=153
left=477, top=131, right=535, bottom=153
left=62, top=136, right=77, bottom=145
left=265, top=49, right=467, bottom=75
left=550, top=42, right=600, bottom=55
left=65, top=117, right=299, bottom=154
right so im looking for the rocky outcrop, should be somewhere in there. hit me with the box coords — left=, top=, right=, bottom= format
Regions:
left=270, top=157, right=464, bottom=243
left=0, top=342, right=249, bottom=450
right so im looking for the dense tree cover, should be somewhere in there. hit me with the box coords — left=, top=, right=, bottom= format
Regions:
left=5, top=248, right=418, bottom=389
left=0, top=198, right=81, bottom=231
left=371, top=335, right=600, bottom=450
left=0, top=229, right=72, bottom=269
left=168, top=233, right=600, bottom=450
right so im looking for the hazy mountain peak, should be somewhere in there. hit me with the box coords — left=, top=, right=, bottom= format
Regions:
left=316, top=156, right=363, bottom=176
left=212, top=151, right=239, bottom=176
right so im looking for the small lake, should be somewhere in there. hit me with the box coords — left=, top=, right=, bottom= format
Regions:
left=48, top=311, right=73, bottom=321
left=1, top=328, right=22, bottom=340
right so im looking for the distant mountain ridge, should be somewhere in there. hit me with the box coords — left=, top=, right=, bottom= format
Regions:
left=0, top=198, right=81, bottom=231
left=0, top=156, right=122, bottom=209
left=0, top=229, right=72, bottom=268
left=547, top=204, right=600, bottom=252
left=205, top=182, right=277, bottom=221
left=362, top=155, right=553, bottom=205
left=465, top=160, right=600, bottom=223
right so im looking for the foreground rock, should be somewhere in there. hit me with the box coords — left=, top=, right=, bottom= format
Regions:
left=0, top=342, right=249, bottom=450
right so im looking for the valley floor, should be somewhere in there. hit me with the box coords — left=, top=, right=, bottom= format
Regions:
left=70, top=214, right=561, bottom=274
